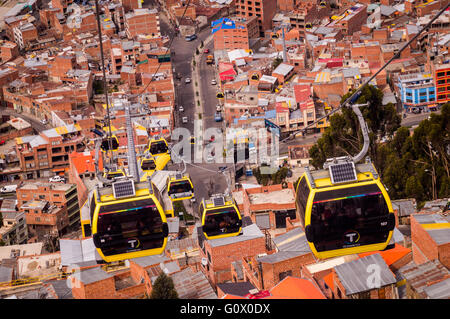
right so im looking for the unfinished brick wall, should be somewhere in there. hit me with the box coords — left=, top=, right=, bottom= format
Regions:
left=201, top=236, right=267, bottom=288
left=260, top=252, right=315, bottom=290
left=410, top=214, right=439, bottom=265
left=72, top=277, right=116, bottom=299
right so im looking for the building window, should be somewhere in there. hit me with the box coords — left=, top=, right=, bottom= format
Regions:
left=279, top=270, right=292, bottom=281
left=359, top=291, right=371, bottom=299
left=437, top=72, right=445, bottom=77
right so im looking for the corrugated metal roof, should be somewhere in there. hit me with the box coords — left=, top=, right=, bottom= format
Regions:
left=160, top=261, right=180, bottom=275
left=171, top=267, right=217, bottom=299
left=131, top=254, right=169, bottom=268
left=59, top=238, right=97, bottom=266
left=427, top=228, right=450, bottom=245
left=217, top=281, right=255, bottom=297
left=78, top=267, right=112, bottom=285
left=0, top=266, right=13, bottom=283
left=334, top=254, right=396, bottom=295
left=166, top=237, right=198, bottom=254
left=208, top=224, right=264, bottom=248
left=272, top=227, right=311, bottom=254
left=398, top=260, right=449, bottom=294
left=392, top=199, right=416, bottom=216
left=257, top=251, right=307, bottom=264
left=423, top=278, right=450, bottom=299
left=273, top=63, right=294, bottom=76
left=231, top=260, right=244, bottom=280
left=413, top=213, right=448, bottom=224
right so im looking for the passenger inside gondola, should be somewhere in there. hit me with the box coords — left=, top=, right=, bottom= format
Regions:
left=150, top=141, right=168, bottom=155
left=96, top=200, right=166, bottom=256
left=204, top=210, right=240, bottom=237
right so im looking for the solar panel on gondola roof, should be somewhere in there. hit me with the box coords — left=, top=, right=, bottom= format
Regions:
left=213, top=196, right=225, bottom=207
left=329, top=162, right=357, bottom=184
left=112, top=180, right=136, bottom=199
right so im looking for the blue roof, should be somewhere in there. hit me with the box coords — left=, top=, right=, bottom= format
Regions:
left=211, top=18, right=245, bottom=35
left=265, top=110, right=276, bottom=119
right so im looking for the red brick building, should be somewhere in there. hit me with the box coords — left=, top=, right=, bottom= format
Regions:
left=14, top=124, right=85, bottom=180
left=212, top=16, right=259, bottom=51
left=410, top=213, right=450, bottom=269
left=125, top=8, right=160, bottom=39
left=234, top=0, right=277, bottom=37
left=121, top=0, right=141, bottom=12
left=199, top=223, right=267, bottom=288
left=17, top=182, right=80, bottom=239
left=327, top=3, right=368, bottom=36
left=330, top=254, right=398, bottom=299
left=234, top=183, right=299, bottom=234
left=0, top=41, right=19, bottom=63
left=434, top=62, right=450, bottom=104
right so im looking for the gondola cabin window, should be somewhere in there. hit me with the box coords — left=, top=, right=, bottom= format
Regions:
left=311, top=184, right=390, bottom=252
left=295, top=177, right=309, bottom=227
left=96, top=198, right=165, bottom=256
left=203, top=206, right=241, bottom=237
left=150, top=140, right=168, bottom=155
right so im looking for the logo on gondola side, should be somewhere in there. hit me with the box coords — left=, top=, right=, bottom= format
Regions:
left=128, top=238, right=140, bottom=249
left=344, top=230, right=360, bottom=245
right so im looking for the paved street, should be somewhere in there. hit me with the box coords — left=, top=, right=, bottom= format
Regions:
left=198, top=40, right=223, bottom=132
left=151, top=5, right=231, bottom=215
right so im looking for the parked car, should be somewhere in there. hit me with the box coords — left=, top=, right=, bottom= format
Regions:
left=411, top=107, right=421, bottom=114
left=49, top=176, right=65, bottom=183
left=214, top=112, right=223, bottom=122
left=204, top=48, right=210, bottom=54
left=179, top=105, right=184, bottom=112
left=185, top=77, right=191, bottom=84
left=0, top=140, right=5, bottom=145
left=206, top=152, right=215, bottom=163
left=0, top=185, right=18, bottom=193
left=40, top=119, right=48, bottom=125
left=216, top=105, right=222, bottom=112
left=211, top=79, right=217, bottom=85
left=185, top=34, right=197, bottom=41
left=182, top=117, right=188, bottom=124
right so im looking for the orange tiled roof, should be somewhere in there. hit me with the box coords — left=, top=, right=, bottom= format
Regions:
left=269, top=277, right=326, bottom=299
left=358, top=244, right=411, bottom=266
left=222, top=294, right=246, bottom=299
left=69, top=151, right=103, bottom=174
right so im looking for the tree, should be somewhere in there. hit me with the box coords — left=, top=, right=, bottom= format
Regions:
left=405, top=176, right=424, bottom=201
left=379, top=103, right=450, bottom=203
left=150, top=272, right=179, bottom=299
left=309, top=85, right=401, bottom=169
left=272, top=57, right=283, bottom=69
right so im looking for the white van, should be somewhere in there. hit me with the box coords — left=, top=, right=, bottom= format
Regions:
left=0, top=185, right=18, bottom=193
